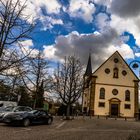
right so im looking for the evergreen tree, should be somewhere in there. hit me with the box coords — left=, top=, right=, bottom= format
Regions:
left=16, top=86, right=32, bottom=107
left=35, top=80, right=44, bottom=108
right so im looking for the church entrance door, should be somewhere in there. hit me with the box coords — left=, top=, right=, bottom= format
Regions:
left=109, top=98, right=121, bottom=117
left=110, top=103, right=119, bottom=116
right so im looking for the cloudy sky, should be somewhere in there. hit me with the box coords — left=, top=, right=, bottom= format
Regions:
left=21, top=0, right=140, bottom=71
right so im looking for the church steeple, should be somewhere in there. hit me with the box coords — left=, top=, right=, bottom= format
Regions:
left=85, top=54, right=92, bottom=76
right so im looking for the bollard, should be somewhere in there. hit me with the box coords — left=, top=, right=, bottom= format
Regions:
left=125, top=117, right=127, bottom=121
left=83, top=113, right=85, bottom=119
left=90, top=115, right=92, bottom=119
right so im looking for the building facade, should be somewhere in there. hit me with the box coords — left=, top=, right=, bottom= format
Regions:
left=82, top=51, right=139, bottom=118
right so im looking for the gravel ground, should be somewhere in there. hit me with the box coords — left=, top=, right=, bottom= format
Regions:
left=0, top=116, right=140, bottom=140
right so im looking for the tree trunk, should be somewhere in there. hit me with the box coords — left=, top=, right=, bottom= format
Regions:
left=66, top=104, right=70, bottom=120
left=33, top=96, right=37, bottom=109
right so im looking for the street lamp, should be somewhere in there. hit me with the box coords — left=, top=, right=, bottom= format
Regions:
left=129, top=60, right=140, bottom=120
left=129, top=60, right=140, bottom=77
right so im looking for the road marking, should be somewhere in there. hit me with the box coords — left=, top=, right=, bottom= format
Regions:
left=56, top=121, right=66, bottom=129
left=14, top=128, right=31, bottom=133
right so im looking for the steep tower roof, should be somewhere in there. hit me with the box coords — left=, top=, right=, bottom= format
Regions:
left=85, top=54, right=92, bottom=76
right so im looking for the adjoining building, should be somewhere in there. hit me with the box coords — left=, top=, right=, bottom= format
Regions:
left=0, top=101, right=17, bottom=108
left=82, top=51, right=139, bottom=118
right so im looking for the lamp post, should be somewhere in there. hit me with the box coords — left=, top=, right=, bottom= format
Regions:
left=129, top=60, right=140, bottom=120
left=129, top=60, right=140, bottom=76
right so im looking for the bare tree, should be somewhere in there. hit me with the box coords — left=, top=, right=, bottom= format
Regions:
left=0, top=0, right=34, bottom=73
left=19, top=50, right=50, bottom=108
left=53, top=56, right=84, bottom=119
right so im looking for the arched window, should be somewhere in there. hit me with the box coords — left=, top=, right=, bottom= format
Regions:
left=100, top=88, right=105, bottom=99
left=113, top=67, right=119, bottom=78
left=125, top=90, right=130, bottom=101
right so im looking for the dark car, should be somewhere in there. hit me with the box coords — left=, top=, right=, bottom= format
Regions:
left=0, top=106, right=32, bottom=122
left=3, top=110, right=53, bottom=127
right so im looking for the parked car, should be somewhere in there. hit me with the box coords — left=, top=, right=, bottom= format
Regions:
left=0, top=106, right=32, bottom=122
left=3, top=109, right=53, bottom=127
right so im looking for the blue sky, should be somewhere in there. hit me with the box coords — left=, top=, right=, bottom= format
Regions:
left=19, top=0, right=140, bottom=72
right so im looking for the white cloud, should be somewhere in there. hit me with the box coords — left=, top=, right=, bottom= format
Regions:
left=28, top=0, right=61, bottom=15
left=20, top=40, right=33, bottom=48
left=14, top=0, right=62, bottom=29
left=41, top=0, right=61, bottom=14
left=88, top=0, right=140, bottom=50
left=93, top=31, right=100, bottom=35
left=110, top=15, right=140, bottom=47
left=68, top=0, right=96, bottom=23
left=43, top=45, right=55, bottom=59
left=43, top=45, right=59, bottom=61
left=19, top=40, right=40, bottom=58
left=109, top=0, right=140, bottom=48
left=136, top=38, right=140, bottom=47
left=47, top=67, right=55, bottom=76
left=40, top=16, right=63, bottom=31
left=94, top=0, right=112, bottom=7
left=108, top=44, right=134, bottom=59
left=43, top=30, right=134, bottom=69
left=135, top=53, right=140, bottom=57
left=51, top=19, right=63, bottom=25
left=95, top=13, right=110, bottom=32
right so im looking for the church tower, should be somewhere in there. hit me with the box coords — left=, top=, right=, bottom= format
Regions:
left=82, top=54, right=92, bottom=114
left=85, top=54, right=92, bottom=77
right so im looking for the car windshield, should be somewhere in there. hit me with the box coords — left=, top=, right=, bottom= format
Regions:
left=13, top=106, right=22, bottom=112
left=3, top=106, right=14, bottom=111
left=30, top=110, right=47, bottom=115
left=12, top=106, right=32, bottom=112
left=30, top=110, right=38, bottom=114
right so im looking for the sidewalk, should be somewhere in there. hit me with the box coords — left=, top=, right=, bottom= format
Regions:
left=56, top=115, right=137, bottom=121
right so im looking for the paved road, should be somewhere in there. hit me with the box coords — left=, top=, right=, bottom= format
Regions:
left=0, top=117, right=140, bottom=140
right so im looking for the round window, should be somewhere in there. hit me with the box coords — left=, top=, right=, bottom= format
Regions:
left=112, top=89, right=118, bottom=95
left=105, top=68, right=110, bottom=74
left=114, top=58, right=119, bottom=63
left=122, top=70, right=127, bottom=76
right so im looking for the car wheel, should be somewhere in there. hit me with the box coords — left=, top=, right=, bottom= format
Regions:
left=23, top=119, right=30, bottom=127
left=47, top=118, right=52, bottom=125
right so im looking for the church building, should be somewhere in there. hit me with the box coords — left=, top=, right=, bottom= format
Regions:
left=82, top=51, right=139, bottom=118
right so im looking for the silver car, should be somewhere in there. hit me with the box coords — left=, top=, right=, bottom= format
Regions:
left=0, top=106, right=32, bottom=122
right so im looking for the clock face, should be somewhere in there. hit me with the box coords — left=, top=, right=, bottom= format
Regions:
left=114, top=58, right=119, bottom=63
left=112, top=89, right=118, bottom=95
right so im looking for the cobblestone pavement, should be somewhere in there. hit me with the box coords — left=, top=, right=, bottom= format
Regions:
left=0, top=116, right=140, bottom=140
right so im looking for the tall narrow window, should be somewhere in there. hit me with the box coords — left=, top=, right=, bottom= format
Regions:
left=113, top=67, right=119, bottom=78
left=125, top=90, right=130, bottom=101
left=100, top=88, right=105, bottom=99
